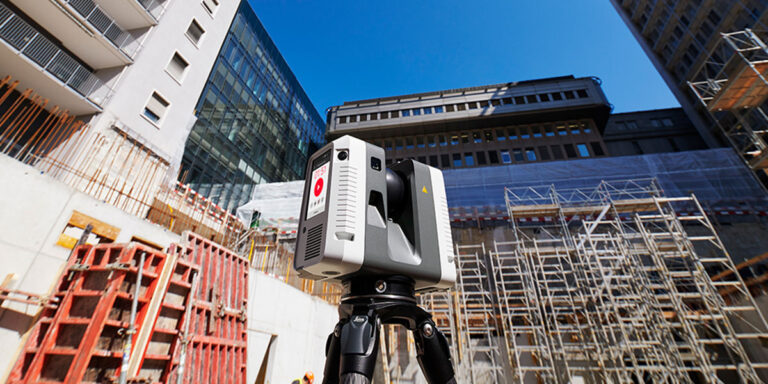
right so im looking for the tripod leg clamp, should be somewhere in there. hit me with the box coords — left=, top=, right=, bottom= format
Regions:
left=339, top=314, right=379, bottom=379
left=414, top=319, right=456, bottom=384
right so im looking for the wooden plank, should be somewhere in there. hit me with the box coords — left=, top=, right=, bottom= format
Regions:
left=67, top=210, right=121, bottom=240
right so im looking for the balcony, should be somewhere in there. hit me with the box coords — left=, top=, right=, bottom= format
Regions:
left=93, top=0, right=168, bottom=30
left=0, top=3, right=113, bottom=114
left=9, top=0, right=136, bottom=69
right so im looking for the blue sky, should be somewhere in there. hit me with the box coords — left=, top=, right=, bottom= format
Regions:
left=247, top=0, right=679, bottom=116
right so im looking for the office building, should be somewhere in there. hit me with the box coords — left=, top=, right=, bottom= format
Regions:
left=602, top=107, right=709, bottom=156
left=609, top=0, right=768, bottom=170
left=327, top=76, right=612, bottom=169
left=179, top=2, right=326, bottom=212
left=0, top=0, right=240, bottom=215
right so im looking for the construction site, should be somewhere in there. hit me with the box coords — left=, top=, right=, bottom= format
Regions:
left=4, top=0, right=768, bottom=382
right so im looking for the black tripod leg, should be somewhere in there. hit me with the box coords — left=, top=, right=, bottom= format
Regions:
left=413, top=320, right=456, bottom=384
left=323, top=322, right=342, bottom=384
left=339, top=314, right=379, bottom=383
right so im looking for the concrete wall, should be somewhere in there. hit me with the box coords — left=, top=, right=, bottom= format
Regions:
left=247, top=272, right=337, bottom=384
left=0, top=154, right=180, bottom=381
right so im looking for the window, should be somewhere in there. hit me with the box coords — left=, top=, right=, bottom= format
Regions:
left=370, top=112, right=378, bottom=120
left=412, top=108, right=421, bottom=116
left=514, top=96, right=526, bottom=104
left=418, top=156, right=426, bottom=163
left=500, top=150, right=512, bottom=164
left=453, top=154, right=462, bottom=167
left=360, top=114, right=367, bottom=122
left=551, top=145, right=564, bottom=159
left=395, top=139, right=403, bottom=150
left=423, top=107, right=432, bottom=114
left=434, top=106, right=444, bottom=113
left=467, top=102, right=478, bottom=109
left=464, top=153, right=475, bottom=166
left=513, top=149, right=524, bottom=162
left=509, top=129, right=518, bottom=140
left=495, top=129, right=506, bottom=141
left=569, top=123, right=580, bottom=135
left=557, top=125, right=567, bottom=136
left=544, top=125, right=555, bottom=137
left=186, top=19, right=205, bottom=44
left=532, top=126, right=542, bottom=138
left=380, top=111, right=389, bottom=119
left=489, top=151, right=499, bottom=164
left=429, top=155, right=438, bottom=166
left=538, top=146, right=550, bottom=161
left=446, top=104, right=455, bottom=112
left=402, top=109, right=411, bottom=117
left=384, top=141, right=393, bottom=150
left=479, top=100, right=489, bottom=108
left=564, top=144, right=577, bottom=158
left=576, top=144, right=590, bottom=157
left=539, top=93, right=550, bottom=102
left=450, top=135, right=459, bottom=145
left=202, top=0, right=219, bottom=14
left=460, top=133, right=469, bottom=144
left=525, top=148, right=537, bottom=161
left=662, top=118, right=674, bottom=127
left=581, top=122, right=592, bottom=134
left=551, top=92, right=563, bottom=101
left=143, top=92, right=169, bottom=124
left=502, top=97, right=513, bottom=104
left=564, top=90, right=576, bottom=99
left=441, top=154, right=450, bottom=168
left=576, top=89, right=588, bottom=98
left=650, top=119, right=661, bottom=127
left=526, top=95, right=538, bottom=103
left=416, top=137, right=425, bottom=148
left=391, top=110, right=399, bottom=118
left=349, top=115, right=357, bottom=123
left=476, top=151, right=487, bottom=165
left=626, top=120, right=639, bottom=129
left=520, top=127, right=530, bottom=139
left=590, top=142, right=605, bottom=156
left=491, top=99, right=501, bottom=106
left=427, top=136, right=436, bottom=147
left=484, top=131, right=493, bottom=142
left=339, top=116, right=347, bottom=124
left=439, top=135, right=447, bottom=146
left=405, top=138, right=414, bottom=149
left=473, top=132, right=482, bottom=143
left=456, top=103, right=466, bottom=111
left=167, top=52, right=189, bottom=82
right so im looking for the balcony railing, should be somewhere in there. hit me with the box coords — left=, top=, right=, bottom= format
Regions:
left=135, top=0, right=168, bottom=22
left=64, top=0, right=142, bottom=58
left=0, top=3, right=113, bottom=108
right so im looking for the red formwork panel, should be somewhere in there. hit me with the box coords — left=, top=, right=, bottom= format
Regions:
left=166, top=232, right=249, bottom=384
left=7, top=243, right=171, bottom=384
left=135, top=245, right=200, bottom=383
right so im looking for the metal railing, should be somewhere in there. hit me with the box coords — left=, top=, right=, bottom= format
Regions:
left=135, top=0, right=168, bottom=21
left=64, top=0, right=142, bottom=58
left=0, top=3, right=113, bottom=107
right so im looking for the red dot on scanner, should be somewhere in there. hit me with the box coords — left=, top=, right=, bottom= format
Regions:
left=314, top=178, right=324, bottom=197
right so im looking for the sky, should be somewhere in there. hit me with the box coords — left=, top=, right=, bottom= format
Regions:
left=247, top=0, right=680, bottom=116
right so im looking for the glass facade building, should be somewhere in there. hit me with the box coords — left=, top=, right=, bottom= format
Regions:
left=180, top=1, right=325, bottom=212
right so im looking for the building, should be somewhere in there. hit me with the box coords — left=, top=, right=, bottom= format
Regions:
left=609, top=0, right=768, bottom=171
left=179, top=2, right=325, bottom=212
left=326, top=76, right=612, bottom=169
left=603, top=107, right=710, bottom=156
left=0, top=0, right=240, bottom=216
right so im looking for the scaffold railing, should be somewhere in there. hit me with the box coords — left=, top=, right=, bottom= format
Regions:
left=688, top=28, right=768, bottom=170
left=490, top=178, right=768, bottom=383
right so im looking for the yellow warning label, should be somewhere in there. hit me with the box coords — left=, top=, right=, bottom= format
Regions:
left=422, top=186, right=428, bottom=194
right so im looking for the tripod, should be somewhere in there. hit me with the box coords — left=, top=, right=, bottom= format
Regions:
left=322, top=276, right=456, bottom=384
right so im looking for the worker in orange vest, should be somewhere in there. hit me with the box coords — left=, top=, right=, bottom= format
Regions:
left=291, top=371, right=314, bottom=384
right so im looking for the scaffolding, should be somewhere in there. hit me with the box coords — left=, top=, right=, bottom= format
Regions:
left=688, top=28, right=768, bottom=170
left=489, top=179, right=768, bottom=383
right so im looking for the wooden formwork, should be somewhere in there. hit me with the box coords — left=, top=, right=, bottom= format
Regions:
left=7, top=243, right=171, bottom=384
left=165, top=232, right=249, bottom=384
